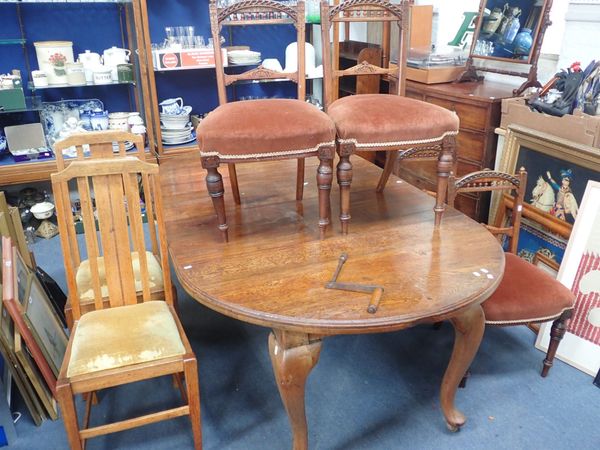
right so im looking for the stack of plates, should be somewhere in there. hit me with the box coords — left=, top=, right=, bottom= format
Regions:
left=228, top=50, right=261, bottom=66
left=161, top=105, right=195, bottom=145
left=111, top=141, right=135, bottom=153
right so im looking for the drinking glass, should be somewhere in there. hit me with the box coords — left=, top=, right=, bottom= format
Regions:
left=194, top=36, right=206, bottom=48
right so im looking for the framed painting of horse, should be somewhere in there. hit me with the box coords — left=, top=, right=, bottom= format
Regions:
left=497, top=125, right=600, bottom=227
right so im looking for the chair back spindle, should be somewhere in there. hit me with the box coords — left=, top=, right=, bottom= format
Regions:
left=448, top=168, right=527, bottom=254
left=210, top=0, right=307, bottom=105
left=320, top=0, right=410, bottom=107
left=51, top=156, right=173, bottom=322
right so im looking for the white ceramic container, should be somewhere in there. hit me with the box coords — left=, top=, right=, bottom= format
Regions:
left=34, top=41, right=74, bottom=85
left=93, top=67, right=112, bottom=85
left=66, top=62, right=86, bottom=85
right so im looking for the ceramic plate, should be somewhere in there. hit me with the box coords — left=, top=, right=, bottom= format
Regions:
left=162, top=131, right=196, bottom=146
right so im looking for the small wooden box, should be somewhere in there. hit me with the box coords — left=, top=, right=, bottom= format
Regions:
left=405, top=66, right=466, bottom=84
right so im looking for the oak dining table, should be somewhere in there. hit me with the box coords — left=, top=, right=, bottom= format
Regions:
left=159, top=154, right=505, bottom=450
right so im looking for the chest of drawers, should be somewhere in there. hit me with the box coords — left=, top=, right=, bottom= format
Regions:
left=400, top=80, right=515, bottom=221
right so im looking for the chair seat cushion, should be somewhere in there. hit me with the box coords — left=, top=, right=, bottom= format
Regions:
left=483, top=253, right=574, bottom=325
left=67, top=301, right=185, bottom=378
left=327, top=94, right=459, bottom=147
left=197, top=98, right=336, bottom=159
left=76, top=251, right=163, bottom=302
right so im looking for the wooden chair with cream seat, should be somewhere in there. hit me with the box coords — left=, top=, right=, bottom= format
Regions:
left=447, top=168, right=575, bottom=383
left=198, top=0, right=337, bottom=241
left=53, top=131, right=174, bottom=328
left=45, top=156, right=202, bottom=449
left=320, top=0, right=460, bottom=233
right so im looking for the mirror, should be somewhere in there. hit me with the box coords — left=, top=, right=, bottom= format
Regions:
left=472, top=0, right=548, bottom=63
left=458, top=0, right=553, bottom=95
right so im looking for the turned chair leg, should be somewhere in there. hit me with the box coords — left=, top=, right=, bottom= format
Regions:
left=542, top=310, right=573, bottom=377
left=317, top=147, right=334, bottom=239
left=204, top=161, right=228, bottom=242
left=434, top=136, right=456, bottom=226
left=296, top=158, right=306, bottom=201
left=227, top=163, right=241, bottom=205
left=376, top=150, right=398, bottom=193
left=337, top=143, right=354, bottom=234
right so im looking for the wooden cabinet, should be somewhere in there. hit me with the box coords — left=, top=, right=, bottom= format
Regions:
left=399, top=80, right=515, bottom=221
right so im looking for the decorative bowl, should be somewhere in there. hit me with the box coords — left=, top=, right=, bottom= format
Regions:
left=30, top=201, right=55, bottom=219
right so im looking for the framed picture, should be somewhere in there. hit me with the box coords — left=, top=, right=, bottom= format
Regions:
left=533, top=250, right=560, bottom=278
left=497, top=125, right=600, bottom=226
left=14, top=330, right=58, bottom=420
left=535, top=181, right=600, bottom=376
left=494, top=193, right=572, bottom=268
left=14, top=250, right=32, bottom=306
left=23, top=275, right=68, bottom=377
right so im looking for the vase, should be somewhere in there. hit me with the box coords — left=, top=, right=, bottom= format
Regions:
left=514, top=28, right=533, bottom=56
left=502, top=16, right=521, bottom=45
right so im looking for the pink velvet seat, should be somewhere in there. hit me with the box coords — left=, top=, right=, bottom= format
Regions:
left=484, top=253, right=574, bottom=325
left=327, top=94, right=459, bottom=147
left=199, top=0, right=336, bottom=242
left=198, top=99, right=336, bottom=159
left=448, top=168, right=574, bottom=382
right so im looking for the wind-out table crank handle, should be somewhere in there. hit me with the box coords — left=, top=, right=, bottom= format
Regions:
left=325, top=252, right=384, bottom=314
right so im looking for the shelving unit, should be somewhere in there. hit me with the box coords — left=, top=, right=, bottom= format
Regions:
left=0, top=0, right=156, bottom=186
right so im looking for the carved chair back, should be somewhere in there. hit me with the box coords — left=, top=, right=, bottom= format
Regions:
left=448, top=168, right=527, bottom=254
left=209, top=0, right=307, bottom=105
left=53, top=130, right=146, bottom=170
left=320, top=0, right=410, bottom=108
left=51, top=156, right=173, bottom=322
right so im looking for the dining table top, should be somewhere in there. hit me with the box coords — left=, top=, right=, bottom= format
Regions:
left=159, top=154, right=505, bottom=335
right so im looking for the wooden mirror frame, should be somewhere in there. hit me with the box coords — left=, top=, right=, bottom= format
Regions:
left=458, top=0, right=553, bottom=96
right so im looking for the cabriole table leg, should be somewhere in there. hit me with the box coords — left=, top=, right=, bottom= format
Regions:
left=268, top=330, right=322, bottom=450
left=440, top=303, right=485, bottom=431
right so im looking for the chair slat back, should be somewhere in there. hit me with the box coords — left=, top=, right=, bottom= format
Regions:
left=51, top=157, right=173, bottom=322
left=209, top=0, right=307, bottom=105
left=320, top=0, right=410, bottom=108
left=448, top=168, right=527, bottom=254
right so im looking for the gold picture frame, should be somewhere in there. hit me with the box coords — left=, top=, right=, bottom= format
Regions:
left=495, top=125, right=600, bottom=227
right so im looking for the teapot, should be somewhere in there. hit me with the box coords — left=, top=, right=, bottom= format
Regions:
left=102, top=47, right=131, bottom=67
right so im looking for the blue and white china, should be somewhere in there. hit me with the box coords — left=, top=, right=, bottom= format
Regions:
left=0, top=132, right=7, bottom=157
left=159, top=97, right=184, bottom=115
left=40, top=98, right=104, bottom=145
left=90, top=109, right=109, bottom=131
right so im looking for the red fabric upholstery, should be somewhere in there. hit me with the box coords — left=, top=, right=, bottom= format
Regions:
left=484, top=253, right=574, bottom=324
left=326, top=94, right=459, bottom=145
left=197, top=99, right=336, bottom=158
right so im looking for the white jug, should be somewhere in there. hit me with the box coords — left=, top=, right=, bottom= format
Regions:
left=78, top=50, right=101, bottom=83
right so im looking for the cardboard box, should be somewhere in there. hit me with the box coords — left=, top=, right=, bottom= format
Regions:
left=501, top=97, right=600, bottom=148
left=153, top=48, right=228, bottom=71
left=405, top=65, right=466, bottom=84
left=0, top=87, right=26, bottom=111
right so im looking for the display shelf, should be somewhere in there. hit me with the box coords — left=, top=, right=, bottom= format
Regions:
left=0, top=96, right=42, bottom=114
left=27, top=80, right=136, bottom=91
left=0, top=38, right=26, bottom=45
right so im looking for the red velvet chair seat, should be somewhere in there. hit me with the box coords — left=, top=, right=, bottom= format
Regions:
left=484, top=253, right=574, bottom=325
left=326, top=94, right=459, bottom=147
left=197, top=98, right=336, bottom=159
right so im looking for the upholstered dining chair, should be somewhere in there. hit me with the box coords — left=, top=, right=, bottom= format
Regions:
left=320, top=0, right=460, bottom=233
left=198, top=0, right=336, bottom=241
left=448, top=168, right=575, bottom=383
left=54, top=131, right=174, bottom=328
left=46, top=156, right=202, bottom=449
